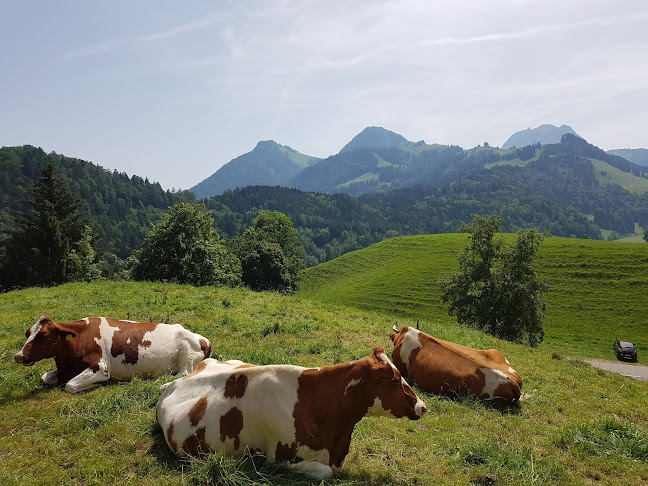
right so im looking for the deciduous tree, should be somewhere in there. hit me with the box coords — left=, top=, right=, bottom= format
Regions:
left=129, top=203, right=241, bottom=287
left=229, top=210, right=304, bottom=293
left=439, top=214, right=548, bottom=346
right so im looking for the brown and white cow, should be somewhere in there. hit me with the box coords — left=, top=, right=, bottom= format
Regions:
left=14, top=316, right=211, bottom=393
left=156, top=347, right=426, bottom=479
left=390, top=326, right=522, bottom=404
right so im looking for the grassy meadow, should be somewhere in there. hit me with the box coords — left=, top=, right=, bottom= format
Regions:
left=0, top=234, right=647, bottom=485
left=299, top=234, right=648, bottom=361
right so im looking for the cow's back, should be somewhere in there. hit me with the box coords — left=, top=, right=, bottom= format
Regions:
left=93, top=318, right=208, bottom=380
left=408, top=336, right=488, bottom=395
left=157, top=359, right=310, bottom=461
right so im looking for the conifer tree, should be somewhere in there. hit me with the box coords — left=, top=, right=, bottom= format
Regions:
left=0, top=164, right=95, bottom=291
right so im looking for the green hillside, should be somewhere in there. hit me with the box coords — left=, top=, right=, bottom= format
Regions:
left=1, top=281, right=647, bottom=485
left=299, top=234, right=648, bottom=360
left=589, top=158, right=648, bottom=194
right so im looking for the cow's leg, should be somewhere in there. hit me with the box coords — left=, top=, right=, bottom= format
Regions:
left=64, top=363, right=109, bottom=393
left=41, top=369, right=59, bottom=385
left=176, top=341, right=203, bottom=376
left=289, top=461, right=333, bottom=480
left=175, top=346, right=192, bottom=376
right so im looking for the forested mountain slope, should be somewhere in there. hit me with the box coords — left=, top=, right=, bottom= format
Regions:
left=3, top=134, right=648, bottom=271
left=0, top=145, right=195, bottom=259
left=190, top=140, right=320, bottom=198
left=205, top=135, right=648, bottom=265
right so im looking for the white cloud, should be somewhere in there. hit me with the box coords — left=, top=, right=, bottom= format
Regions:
left=138, top=13, right=222, bottom=42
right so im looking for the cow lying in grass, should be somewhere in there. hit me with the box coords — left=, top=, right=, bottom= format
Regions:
left=14, top=316, right=211, bottom=393
left=156, top=347, right=427, bottom=479
left=390, top=326, right=522, bottom=404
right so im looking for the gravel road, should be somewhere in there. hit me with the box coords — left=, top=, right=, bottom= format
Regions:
left=583, top=359, right=648, bottom=381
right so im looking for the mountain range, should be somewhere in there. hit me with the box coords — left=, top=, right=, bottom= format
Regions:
left=190, top=124, right=646, bottom=199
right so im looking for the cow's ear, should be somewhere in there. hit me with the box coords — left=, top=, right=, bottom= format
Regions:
left=53, top=322, right=77, bottom=339
left=389, top=333, right=396, bottom=343
left=371, top=347, right=397, bottom=380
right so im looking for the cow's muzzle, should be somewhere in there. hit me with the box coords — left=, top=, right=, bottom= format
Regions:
left=14, top=353, right=34, bottom=366
left=411, top=398, right=427, bottom=419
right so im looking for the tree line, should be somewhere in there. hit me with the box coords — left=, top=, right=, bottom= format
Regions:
left=0, top=163, right=303, bottom=294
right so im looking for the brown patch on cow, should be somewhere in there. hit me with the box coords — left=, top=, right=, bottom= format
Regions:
left=183, top=427, right=209, bottom=457
left=108, top=318, right=158, bottom=365
left=370, top=348, right=421, bottom=420
left=189, top=397, right=208, bottom=426
left=220, top=407, right=244, bottom=451
left=199, top=339, right=211, bottom=359
left=224, top=374, right=248, bottom=399
left=23, top=317, right=105, bottom=384
left=492, top=381, right=521, bottom=404
left=293, top=348, right=420, bottom=469
left=166, top=423, right=178, bottom=454
left=275, top=441, right=298, bottom=462
left=183, top=360, right=207, bottom=380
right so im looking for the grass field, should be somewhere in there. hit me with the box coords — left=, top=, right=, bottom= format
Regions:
left=1, top=235, right=647, bottom=485
left=590, top=159, right=648, bottom=195
left=299, top=234, right=648, bottom=361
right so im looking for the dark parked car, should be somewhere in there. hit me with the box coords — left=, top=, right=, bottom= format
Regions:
left=613, top=341, right=637, bottom=362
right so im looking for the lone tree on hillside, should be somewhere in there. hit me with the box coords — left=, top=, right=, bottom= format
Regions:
left=129, top=203, right=241, bottom=287
left=439, top=214, right=548, bottom=347
left=0, top=163, right=99, bottom=292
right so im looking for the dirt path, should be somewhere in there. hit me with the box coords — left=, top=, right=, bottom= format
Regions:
left=583, top=359, right=648, bottom=381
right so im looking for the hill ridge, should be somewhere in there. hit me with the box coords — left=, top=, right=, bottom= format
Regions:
left=189, top=140, right=320, bottom=199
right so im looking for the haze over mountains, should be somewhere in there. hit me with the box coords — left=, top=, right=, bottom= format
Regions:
left=189, top=124, right=645, bottom=199
left=607, top=148, right=648, bottom=167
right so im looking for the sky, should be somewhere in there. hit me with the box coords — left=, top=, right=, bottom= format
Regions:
left=1, top=1, right=647, bottom=191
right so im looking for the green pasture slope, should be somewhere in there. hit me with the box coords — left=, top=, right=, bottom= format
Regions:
left=299, top=234, right=648, bottom=361
left=0, top=277, right=646, bottom=484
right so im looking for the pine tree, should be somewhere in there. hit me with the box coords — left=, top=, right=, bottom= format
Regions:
left=0, top=164, right=93, bottom=291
